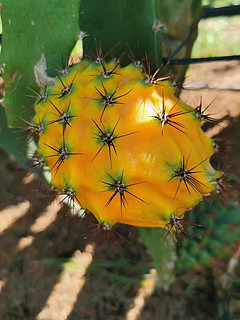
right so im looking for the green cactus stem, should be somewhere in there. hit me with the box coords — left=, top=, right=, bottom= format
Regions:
left=0, top=0, right=81, bottom=128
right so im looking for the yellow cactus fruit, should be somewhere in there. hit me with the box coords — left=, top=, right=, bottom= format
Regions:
left=30, top=56, right=222, bottom=231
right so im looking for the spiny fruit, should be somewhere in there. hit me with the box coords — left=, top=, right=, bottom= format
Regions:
left=29, top=52, right=222, bottom=232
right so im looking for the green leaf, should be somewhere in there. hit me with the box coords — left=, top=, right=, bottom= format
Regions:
left=0, top=0, right=81, bottom=128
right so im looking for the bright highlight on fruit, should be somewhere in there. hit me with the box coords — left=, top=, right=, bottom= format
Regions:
left=28, top=50, right=222, bottom=232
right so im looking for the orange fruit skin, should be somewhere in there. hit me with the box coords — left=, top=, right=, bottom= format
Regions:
left=33, top=60, right=221, bottom=228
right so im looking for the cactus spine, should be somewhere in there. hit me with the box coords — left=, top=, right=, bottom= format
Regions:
left=1, top=0, right=222, bottom=232
left=31, top=55, right=221, bottom=230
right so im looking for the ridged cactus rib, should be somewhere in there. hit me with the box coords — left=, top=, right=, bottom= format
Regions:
left=31, top=58, right=221, bottom=229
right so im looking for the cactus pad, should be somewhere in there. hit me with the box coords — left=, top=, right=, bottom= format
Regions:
left=30, top=57, right=221, bottom=230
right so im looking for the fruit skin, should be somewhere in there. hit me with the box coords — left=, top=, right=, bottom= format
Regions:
left=31, top=58, right=221, bottom=229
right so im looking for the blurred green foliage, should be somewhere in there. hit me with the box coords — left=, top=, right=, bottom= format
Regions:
left=193, top=0, right=240, bottom=57
left=37, top=256, right=150, bottom=286
left=192, top=16, right=240, bottom=57
left=203, top=0, right=240, bottom=6
left=177, top=197, right=240, bottom=269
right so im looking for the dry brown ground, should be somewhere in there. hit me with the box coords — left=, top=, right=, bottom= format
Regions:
left=0, top=60, right=239, bottom=320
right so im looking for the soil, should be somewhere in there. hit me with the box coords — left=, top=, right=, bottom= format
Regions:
left=0, top=60, right=240, bottom=320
